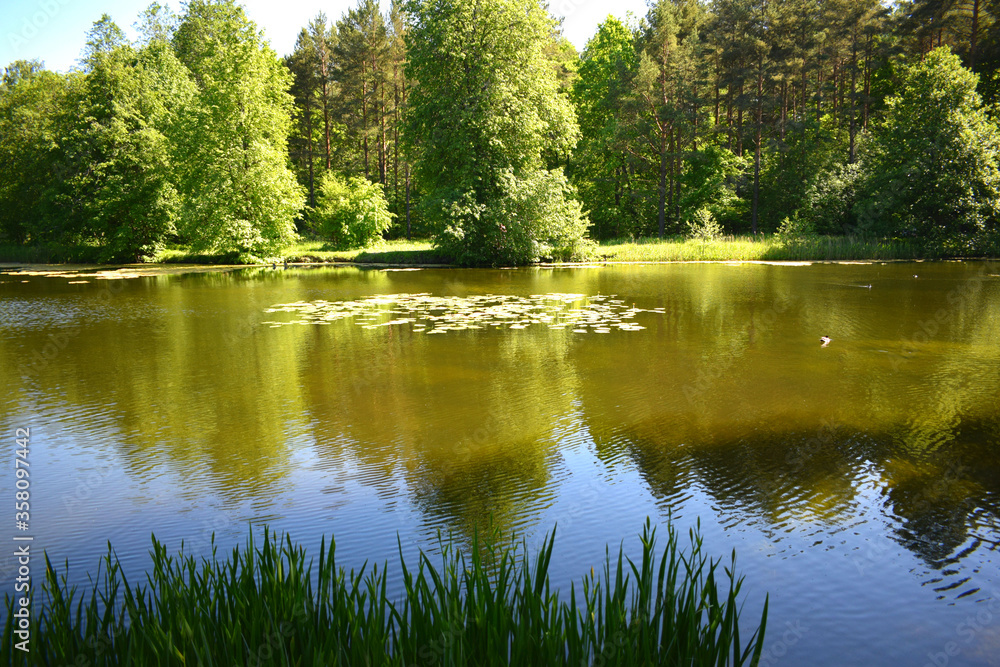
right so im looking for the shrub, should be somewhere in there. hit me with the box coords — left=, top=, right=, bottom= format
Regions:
left=775, top=215, right=817, bottom=244
left=685, top=208, right=724, bottom=241
left=315, top=173, right=394, bottom=249
left=803, top=162, right=863, bottom=235
left=433, top=168, right=593, bottom=266
left=854, top=48, right=1000, bottom=245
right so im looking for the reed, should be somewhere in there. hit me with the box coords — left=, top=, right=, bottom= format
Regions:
left=2, top=520, right=766, bottom=666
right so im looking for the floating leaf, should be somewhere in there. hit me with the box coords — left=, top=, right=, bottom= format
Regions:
left=264, top=292, right=661, bottom=336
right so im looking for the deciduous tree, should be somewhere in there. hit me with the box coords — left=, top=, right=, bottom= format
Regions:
left=173, top=0, right=304, bottom=261
left=855, top=47, right=1000, bottom=250
left=404, top=0, right=588, bottom=265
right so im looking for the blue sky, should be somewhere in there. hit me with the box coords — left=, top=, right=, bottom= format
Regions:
left=0, top=0, right=649, bottom=73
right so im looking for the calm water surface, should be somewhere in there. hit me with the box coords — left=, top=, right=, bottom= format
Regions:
left=1, top=261, right=999, bottom=665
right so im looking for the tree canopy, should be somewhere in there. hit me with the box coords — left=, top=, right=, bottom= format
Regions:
left=855, top=47, right=1000, bottom=251
left=403, top=0, right=588, bottom=265
left=173, top=0, right=303, bottom=261
left=3, top=0, right=1000, bottom=262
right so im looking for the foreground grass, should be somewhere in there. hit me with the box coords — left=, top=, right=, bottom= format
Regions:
left=2, top=520, right=766, bottom=666
left=592, top=234, right=936, bottom=262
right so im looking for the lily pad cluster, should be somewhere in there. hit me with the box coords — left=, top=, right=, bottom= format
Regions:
left=264, top=293, right=664, bottom=334
left=1, top=268, right=192, bottom=280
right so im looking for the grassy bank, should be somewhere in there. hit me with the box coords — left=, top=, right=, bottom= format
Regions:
left=281, top=239, right=448, bottom=265
left=591, top=234, right=935, bottom=263
left=152, top=239, right=448, bottom=265
left=5, top=234, right=979, bottom=268
left=2, top=520, right=766, bottom=666
left=0, top=239, right=446, bottom=267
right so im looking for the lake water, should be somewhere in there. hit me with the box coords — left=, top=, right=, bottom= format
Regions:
left=1, top=260, right=999, bottom=665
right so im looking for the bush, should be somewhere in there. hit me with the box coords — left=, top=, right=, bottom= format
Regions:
left=315, top=173, right=394, bottom=249
left=685, top=208, right=724, bottom=241
left=802, top=162, right=863, bottom=235
left=854, top=48, right=1000, bottom=245
left=433, top=169, right=593, bottom=266
left=775, top=215, right=817, bottom=244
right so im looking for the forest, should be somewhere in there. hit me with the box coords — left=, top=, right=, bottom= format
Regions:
left=1, top=0, right=1000, bottom=265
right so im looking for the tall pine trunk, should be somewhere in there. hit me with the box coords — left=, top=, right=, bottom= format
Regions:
left=752, top=67, right=762, bottom=236
left=849, top=29, right=858, bottom=164
left=658, top=130, right=667, bottom=238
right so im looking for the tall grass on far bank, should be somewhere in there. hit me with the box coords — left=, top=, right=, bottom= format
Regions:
left=2, top=520, right=767, bottom=666
left=5, top=234, right=994, bottom=267
left=593, top=234, right=935, bottom=263
left=154, top=239, right=447, bottom=265
left=285, top=239, right=448, bottom=265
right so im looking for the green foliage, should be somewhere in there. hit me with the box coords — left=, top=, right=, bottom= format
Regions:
left=81, top=13, right=127, bottom=68
left=803, top=161, right=864, bottom=234
left=679, top=145, right=746, bottom=223
left=0, top=62, right=78, bottom=244
left=433, top=169, right=592, bottom=266
left=571, top=16, right=649, bottom=240
left=336, top=0, right=391, bottom=178
left=634, top=0, right=706, bottom=237
left=855, top=48, right=1000, bottom=250
left=1, top=4, right=309, bottom=264
left=756, top=115, right=849, bottom=232
left=2, top=521, right=767, bottom=666
left=9, top=0, right=1000, bottom=263
left=173, top=0, right=304, bottom=262
left=685, top=208, right=724, bottom=241
left=404, top=0, right=587, bottom=266
left=775, top=215, right=817, bottom=244
left=64, top=39, right=191, bottom=262
left=315, top=173, right=394, bottom=248
left=285, top=15, right=341, bottom=209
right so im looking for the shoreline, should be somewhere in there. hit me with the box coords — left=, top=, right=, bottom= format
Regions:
left=2, top=255, right=997, bottom=276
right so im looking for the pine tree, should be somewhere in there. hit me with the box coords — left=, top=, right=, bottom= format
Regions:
left=572, top=15, right=645, bottom=238
left=336, top=0, right=391, bottom=183
left=286, top=15, right=339, bottom=209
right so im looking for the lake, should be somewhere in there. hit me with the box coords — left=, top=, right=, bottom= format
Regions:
left=1, top=260, right=999, bottom=665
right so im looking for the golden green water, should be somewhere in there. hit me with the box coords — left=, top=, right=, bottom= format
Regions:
left=1, top=261, right=999, bottom=665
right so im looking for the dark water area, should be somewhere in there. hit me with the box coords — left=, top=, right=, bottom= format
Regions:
left=1, top=260, right=998, bottom=665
